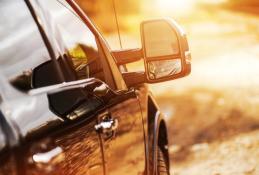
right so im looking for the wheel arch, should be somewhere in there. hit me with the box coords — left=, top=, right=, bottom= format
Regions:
left=147, top=94, right=169, bottom=174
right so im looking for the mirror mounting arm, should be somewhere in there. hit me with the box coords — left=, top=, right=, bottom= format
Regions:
left=112, top=48, right=143, bottom=65
left=122, top=71, right=146, bottom=87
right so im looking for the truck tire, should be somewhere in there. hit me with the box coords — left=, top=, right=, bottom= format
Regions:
left=157, top=147, right=169, bottom=175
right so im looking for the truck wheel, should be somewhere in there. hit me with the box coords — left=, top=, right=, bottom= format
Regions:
left=156, top=147, right=169, bottom=175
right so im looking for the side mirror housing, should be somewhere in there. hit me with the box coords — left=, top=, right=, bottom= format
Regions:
left=141, top=18, right=191, bottom=83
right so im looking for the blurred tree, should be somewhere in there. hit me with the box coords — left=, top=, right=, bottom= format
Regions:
left=226, top=0, right=259, bottom=15
left=229, top=0, right=259, bottom=6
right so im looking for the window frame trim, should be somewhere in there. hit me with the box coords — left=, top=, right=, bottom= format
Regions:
left=25, top=0, right=65, bottom=83
left=30, top=0, right=118, bottom=90
left=26, top=0, right=127, bottom=92
left=65, top=0, right=128, bottom=91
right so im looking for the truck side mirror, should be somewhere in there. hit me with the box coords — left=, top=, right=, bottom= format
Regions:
left=141, top=18, right=191, bottom=83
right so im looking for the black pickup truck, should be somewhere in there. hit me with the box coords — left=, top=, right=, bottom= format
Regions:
left=0, top=0, right=191, bottom=175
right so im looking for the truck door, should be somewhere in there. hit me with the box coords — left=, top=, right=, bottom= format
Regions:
left=95, top=39, right=147, bottom=174
left=97, top=90, right=146, bottom=175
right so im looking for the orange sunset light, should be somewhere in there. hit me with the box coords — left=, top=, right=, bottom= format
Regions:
left=155, top=0, right=227, bottom=13
left=156, top=0, right=196, bottom=13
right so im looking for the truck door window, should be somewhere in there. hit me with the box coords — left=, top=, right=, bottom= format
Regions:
left=39, top=0, right=107, bottom=83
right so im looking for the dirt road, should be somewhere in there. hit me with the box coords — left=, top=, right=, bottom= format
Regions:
left=152, top=6, right=259, bottom=175
left=172, top=130, right=259, bottom=175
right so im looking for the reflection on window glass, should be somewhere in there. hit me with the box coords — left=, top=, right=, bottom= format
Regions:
left=0, top=0, right=50, bottom=92
left=40, top=0, right=105, bottom=82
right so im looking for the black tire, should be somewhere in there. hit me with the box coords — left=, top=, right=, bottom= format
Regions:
left=156, top=147, right=169, bottom=175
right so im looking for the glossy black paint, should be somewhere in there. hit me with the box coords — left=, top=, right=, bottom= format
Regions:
left=101, top=89, right=146, bottom=175
left=0, top=1, right=170, bottom=175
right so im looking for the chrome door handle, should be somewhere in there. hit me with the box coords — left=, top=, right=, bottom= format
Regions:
left=95, top=118, right=118, bottom=134
left=94, top=114, right=118, bottom=140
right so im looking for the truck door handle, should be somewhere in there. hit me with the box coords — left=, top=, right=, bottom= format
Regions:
left=95, top=116, right=118, bottom=138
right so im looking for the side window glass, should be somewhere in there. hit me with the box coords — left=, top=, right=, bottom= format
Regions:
left=40, top=0, right=105, bottom=82
left=0, top=0, right=52, bottom=92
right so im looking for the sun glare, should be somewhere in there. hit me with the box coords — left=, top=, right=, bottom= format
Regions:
left=156, top=0, right=196, bottom=13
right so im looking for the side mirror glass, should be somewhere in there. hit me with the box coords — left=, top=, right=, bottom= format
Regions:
left=147, top=59, right=182, bottom=80
left=141, top=18, right=191, bottom=83
left=142, top=20, right=180, bottom=58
